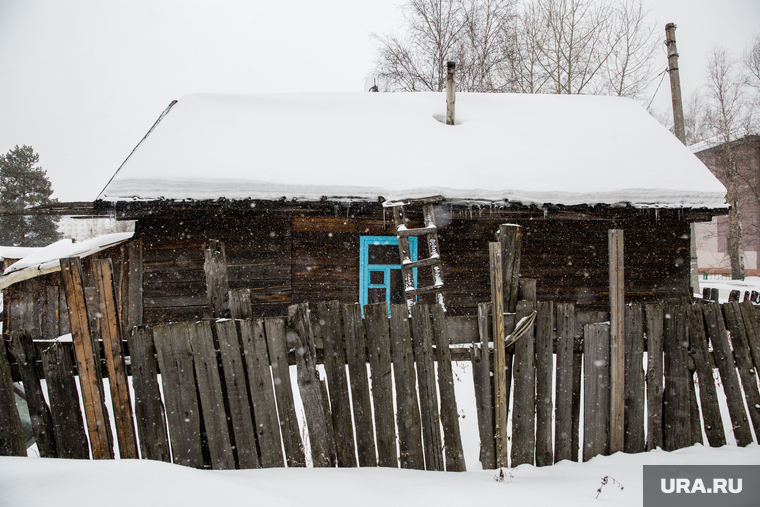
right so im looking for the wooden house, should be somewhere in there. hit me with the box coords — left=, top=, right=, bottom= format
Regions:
left=93, top=92, right=727, bottom=324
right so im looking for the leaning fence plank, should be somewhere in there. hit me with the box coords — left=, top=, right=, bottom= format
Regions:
left=264, top=317, right=306, bottom=467
left=9, top=330, right=57, bottom=457
left=153, top=322, right=204, bottom=468
left=722, top=302, right=760, bottom=438
left=59, top=257, right=113, bottom=460
left=365, top=302, right=398, bottom=468
left=644, top=304, right=664, bottom=451
left=410, top=304, right=444, bottom=471
left=215, top=319, right=260, bottom=468
left=535, top=301, right=554, bottom=467
left=431, top=304, right=466, bottom=472
left=662, top=305, right=692, bottom=451
left=238, top=319, right=285, bottom=468
left=687, top=372, right=703, bottom=446
left=511, top=300, right=536, bottom=467
left=555, top=302, right=575, bottom=463
left=318, top=301, right=356, bottom=468
left=40, top=342, right=89, bottom=459
left=624, top=303, right=645, bottom=454
left=0, top=337, right=26, bottom=456
left=472, top=302, right=495, bottom=470
left=702, top=302, right=752, bottom=446
left=739, top=301, right=760, bottom=374
left=390, top=304, right=424, bottom=470
left=686, top=305, right=726, bottom=447
left=583, top=323, right=610, bottom=461
left=343, top=303, right=377, bottom=467
left=127, top=326, right=170, bottom=462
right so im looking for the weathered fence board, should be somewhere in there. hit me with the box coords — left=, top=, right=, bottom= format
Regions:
left=0, top=337, right=26, bottom=456
left=489, top=242, right=508, bottom=468
left=608, top=229, right=625, bottom=454
left=472, top=302, right=495, bottom=470
left=571, top=338, right=582, bottom=462
left=535, top=301, right=554, bottom=467
left=722, top=302, right=760, bottom=438
left=644, top=304, right=664, bottom=451
left=555, top=302, right=575, bottom=463
left=583, top=323, right=610, bottom=461
left=511, top=300, right=535, bottom=467
left=204, top=239, right=230, bottom=319
left=739, top=301, right=760, bottom=374
left=623, top=303, right=645, bottom=454
left=45, top=286, right=60, bottom=339
left=662, top=305, right=692, bottom=451
left=228, top=288, right=253, bottom=319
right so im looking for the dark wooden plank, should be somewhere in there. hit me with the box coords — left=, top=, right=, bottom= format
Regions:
left=644, top=303, right=664, bottom=451
left=317, top=301, right=356, bottom=468
left=722, top=302, right=760, bottom=439
left=45, top=286, right=60, bottom=339
left=59, top=257, right=114, bottom=459
left=8, top=330, right=57, bottom=457
left=126, top=239, right=144, bottom=329
left=364, top=302, right=397, bottom=468
left=739, top=301, right=760, bottom=379
left=608, top=229, right=625, bottom=454
left=410, top=304, right=444, bottom=471
left=702, top=302, right=752, bottom=446
left=40, top=341, right=89, bottom=459
left=127, top=326, right=170, bottom=462
left=238, top=319, right=285, bottom=468
left=215, top=319, right=259, bottom=468
left=686, top=304, right=726, bottom=447
left=389, top=303, right=424, bottom=470
left=511, top=300, right=535, bottom=467
left=623, top=303, right=645, bottom=454
left=0, top=336, right=26, bottom=456
left=471, top=302, right=495, bottom=469
left=662, top=305, right=692, bottom=451
left=153, top=322, right=204, bottom=468
left=228, top=289, right=252, bottom=319
left=59, top=288, right=70, bottom=335
left=431, top=304, right=466, bottom=472
left=554, top=302, right=575, bottom=463
left=264, top=316, right=306, bottom=467
left=583, top=323, right=610, bottom=461
left=571, top=337, right=582, bottom=462
left=342, top=303, right=377, bottom=467
left=92, top=258, right=139, bottom=459
left=204, top=239, right=230, bottom=319
left=535, top=301, right=554, bottom=467
left=289, top=303, right=334, bottom=467
left=187, top=320, right=235, bottom=469
left=489, top=242, right=508, bottom=468
left=498, top=224, right=522, bottom=313
left=687, top=370, right=704, bottom=445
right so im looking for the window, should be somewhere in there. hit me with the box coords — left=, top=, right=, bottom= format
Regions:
left=359, top=236, right=417, bottom=311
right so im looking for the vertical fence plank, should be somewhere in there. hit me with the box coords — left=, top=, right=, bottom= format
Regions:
left=644, top=304, right=664, bottom=451
left=126, top=239, right=144, bottom=329
left=59, top=257, right=113, bottom=460
left=662, top=305, right=692, bottom=450
left=364, top=302, right=397, bottom=468
left=624, top=303, right=645, bottom=453
left=204, top=240, right=230, bottom=319
left=390, top=304, right=424, bottom=470
left=555, top=302, right=575, bottom=463
left=687, top=373, right=704, bottom=446
left=511, top=300, right=535, bottom=467
left=318, top=301, right=356, bottom=468
left=127, top=326, right=170, bottom=462
left=583, top=322, right=610, bottom=461
left=608, top=229, right=625, bottom=454
left=431, top=304, right=466, bottom=472
left=489, top=242, right=508, bottom=468
left=45, top=286, right=60, bottom=339
left=722, top=302, right=760, bottom=438
left=535, top=301, right=554, bottom=467
left=215, top=319, right=260, bottom=468
left=0, top=337, right=26, bottom=456
left=153, top=322, right=204, bottom=468
left=410, top=304, right=444, bottom=471
left=571, top=337, right=582, bottom=462
left=739, top=301, right=760, bottom=374
left=40, top=342, right=89, bottom=459
left=264, top=317, right=306, bottom=467
left=342, top=303, right=377, bottom=467
left=472, top=302, right=495, bottom=469
left=498, top=224, right=522, bottom=313
left=238, top=319, right=285, bottom=468
left=228, top=289, right=252, bottom=320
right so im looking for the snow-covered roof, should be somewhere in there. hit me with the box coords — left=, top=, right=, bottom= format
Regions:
left=99, top=92, right=727, bottom=209
left=0, top=246, right=41, bottom=262
left=0, top=232, right=134, bottom=289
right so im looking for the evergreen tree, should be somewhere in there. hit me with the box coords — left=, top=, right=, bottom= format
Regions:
left=0, top=145, right=61, bottom=246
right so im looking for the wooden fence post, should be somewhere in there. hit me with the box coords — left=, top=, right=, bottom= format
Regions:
left=608, top=229, right=625, bottom=454
left=489, top=242, right=508, bottom=468
left=498, top=224, right=522, bottom=313
left=0, top=337, right=26, bottom=456
left=555, top=302, right=575, bottom=462
left=535, top=301, right=554, bottom=467
left=204, top=239, right=230, bottom=319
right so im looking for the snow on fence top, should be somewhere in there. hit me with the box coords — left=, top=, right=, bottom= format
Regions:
left=98, top=92, right=727, bottom=209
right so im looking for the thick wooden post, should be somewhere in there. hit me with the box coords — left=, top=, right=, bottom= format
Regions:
left=59, top=257, right=114, bottom=460
left=608, top=229, right=625, bottom=453
left=489, top=242, right=508, bottom=468
left=498, top=224, right=522, bottom=313
left=204, top=239, right=230, bottom=319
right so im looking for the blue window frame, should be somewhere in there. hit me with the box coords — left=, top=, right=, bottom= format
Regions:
left=359, top=236, right=418, bottom=312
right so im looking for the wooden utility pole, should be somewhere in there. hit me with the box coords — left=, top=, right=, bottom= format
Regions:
left=666, top=23, right=685, bottom=144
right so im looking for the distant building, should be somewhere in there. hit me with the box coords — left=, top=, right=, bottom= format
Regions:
left=58, top=216, right=134, bottom=242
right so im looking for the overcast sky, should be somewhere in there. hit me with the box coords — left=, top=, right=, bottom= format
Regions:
left=0, top=0, right=758, bottom=202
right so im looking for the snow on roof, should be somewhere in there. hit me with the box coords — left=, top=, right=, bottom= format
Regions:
left=99, top=92, right=727, bottom=209
left=0, top=232, right=134, bottom=289
left=0, top=246, right=41, bottom=262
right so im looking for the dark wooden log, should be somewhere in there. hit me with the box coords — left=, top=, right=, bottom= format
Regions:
left=389, top=304, right=424, bottom=470
left=471, top=302, right=495, bottom=469
left=662, top=305, right=692, bottom=451
left=702, top=302, right=752, bottom=446
left=59, top=257, right=113, bottom=459
left=555, top=302, right=575, bottom=463
left=8, top=330, right=57, bottom=457
left=511, top=300, right=535, bottom=467
left=40, top=341, right=89, bottom=459
left=0, top=337, right=26, bottom=456
left=583, top=323, right=610, bottom=461
left=739, top=301, right=760, bottom=376
left=289, top=303, right=334, bottom=468
left=489, top=242, right=508, bottom=468
left=644, top=304, right=664, bottom=451
left=92, top=258, right=139, bottom=459
left=126, top=239, right=144, bottom=329
left=153, top=322, right=204, bottom=468
left=127, top=326, right=170, bottom=462
left=342, top=303, right=377, bottom=467
left=535, top=301, right=554, bottom=467
left=722, top=302, right=760, bottom=439
left=228, top=289, right=253, bottom=320
left=316, top=301, right=356, bottom=468
left=410, top=304, right=444, bottom=471
left=431, top=304, right=466, bottom=471
left=729, top=290, right=741, bottom=302
left=364, top=303, right=397, bottom=468
left=686, top=304, right=726, bottom=447
left=623, top=303, right=645, bottom=453
left=45, top=286, right=60, bottom=339
left=215, top=319, right=259, bottom=468
left=204, top=239, right=230, bottom=319
left=608, top=229, right=625, bottom=454
left=264, top=317, right=306, bottom=467
left=238, top=319, right=285, bottom=468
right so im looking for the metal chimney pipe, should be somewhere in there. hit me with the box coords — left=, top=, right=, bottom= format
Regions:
left=446, top=61, right=456, bottom=125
